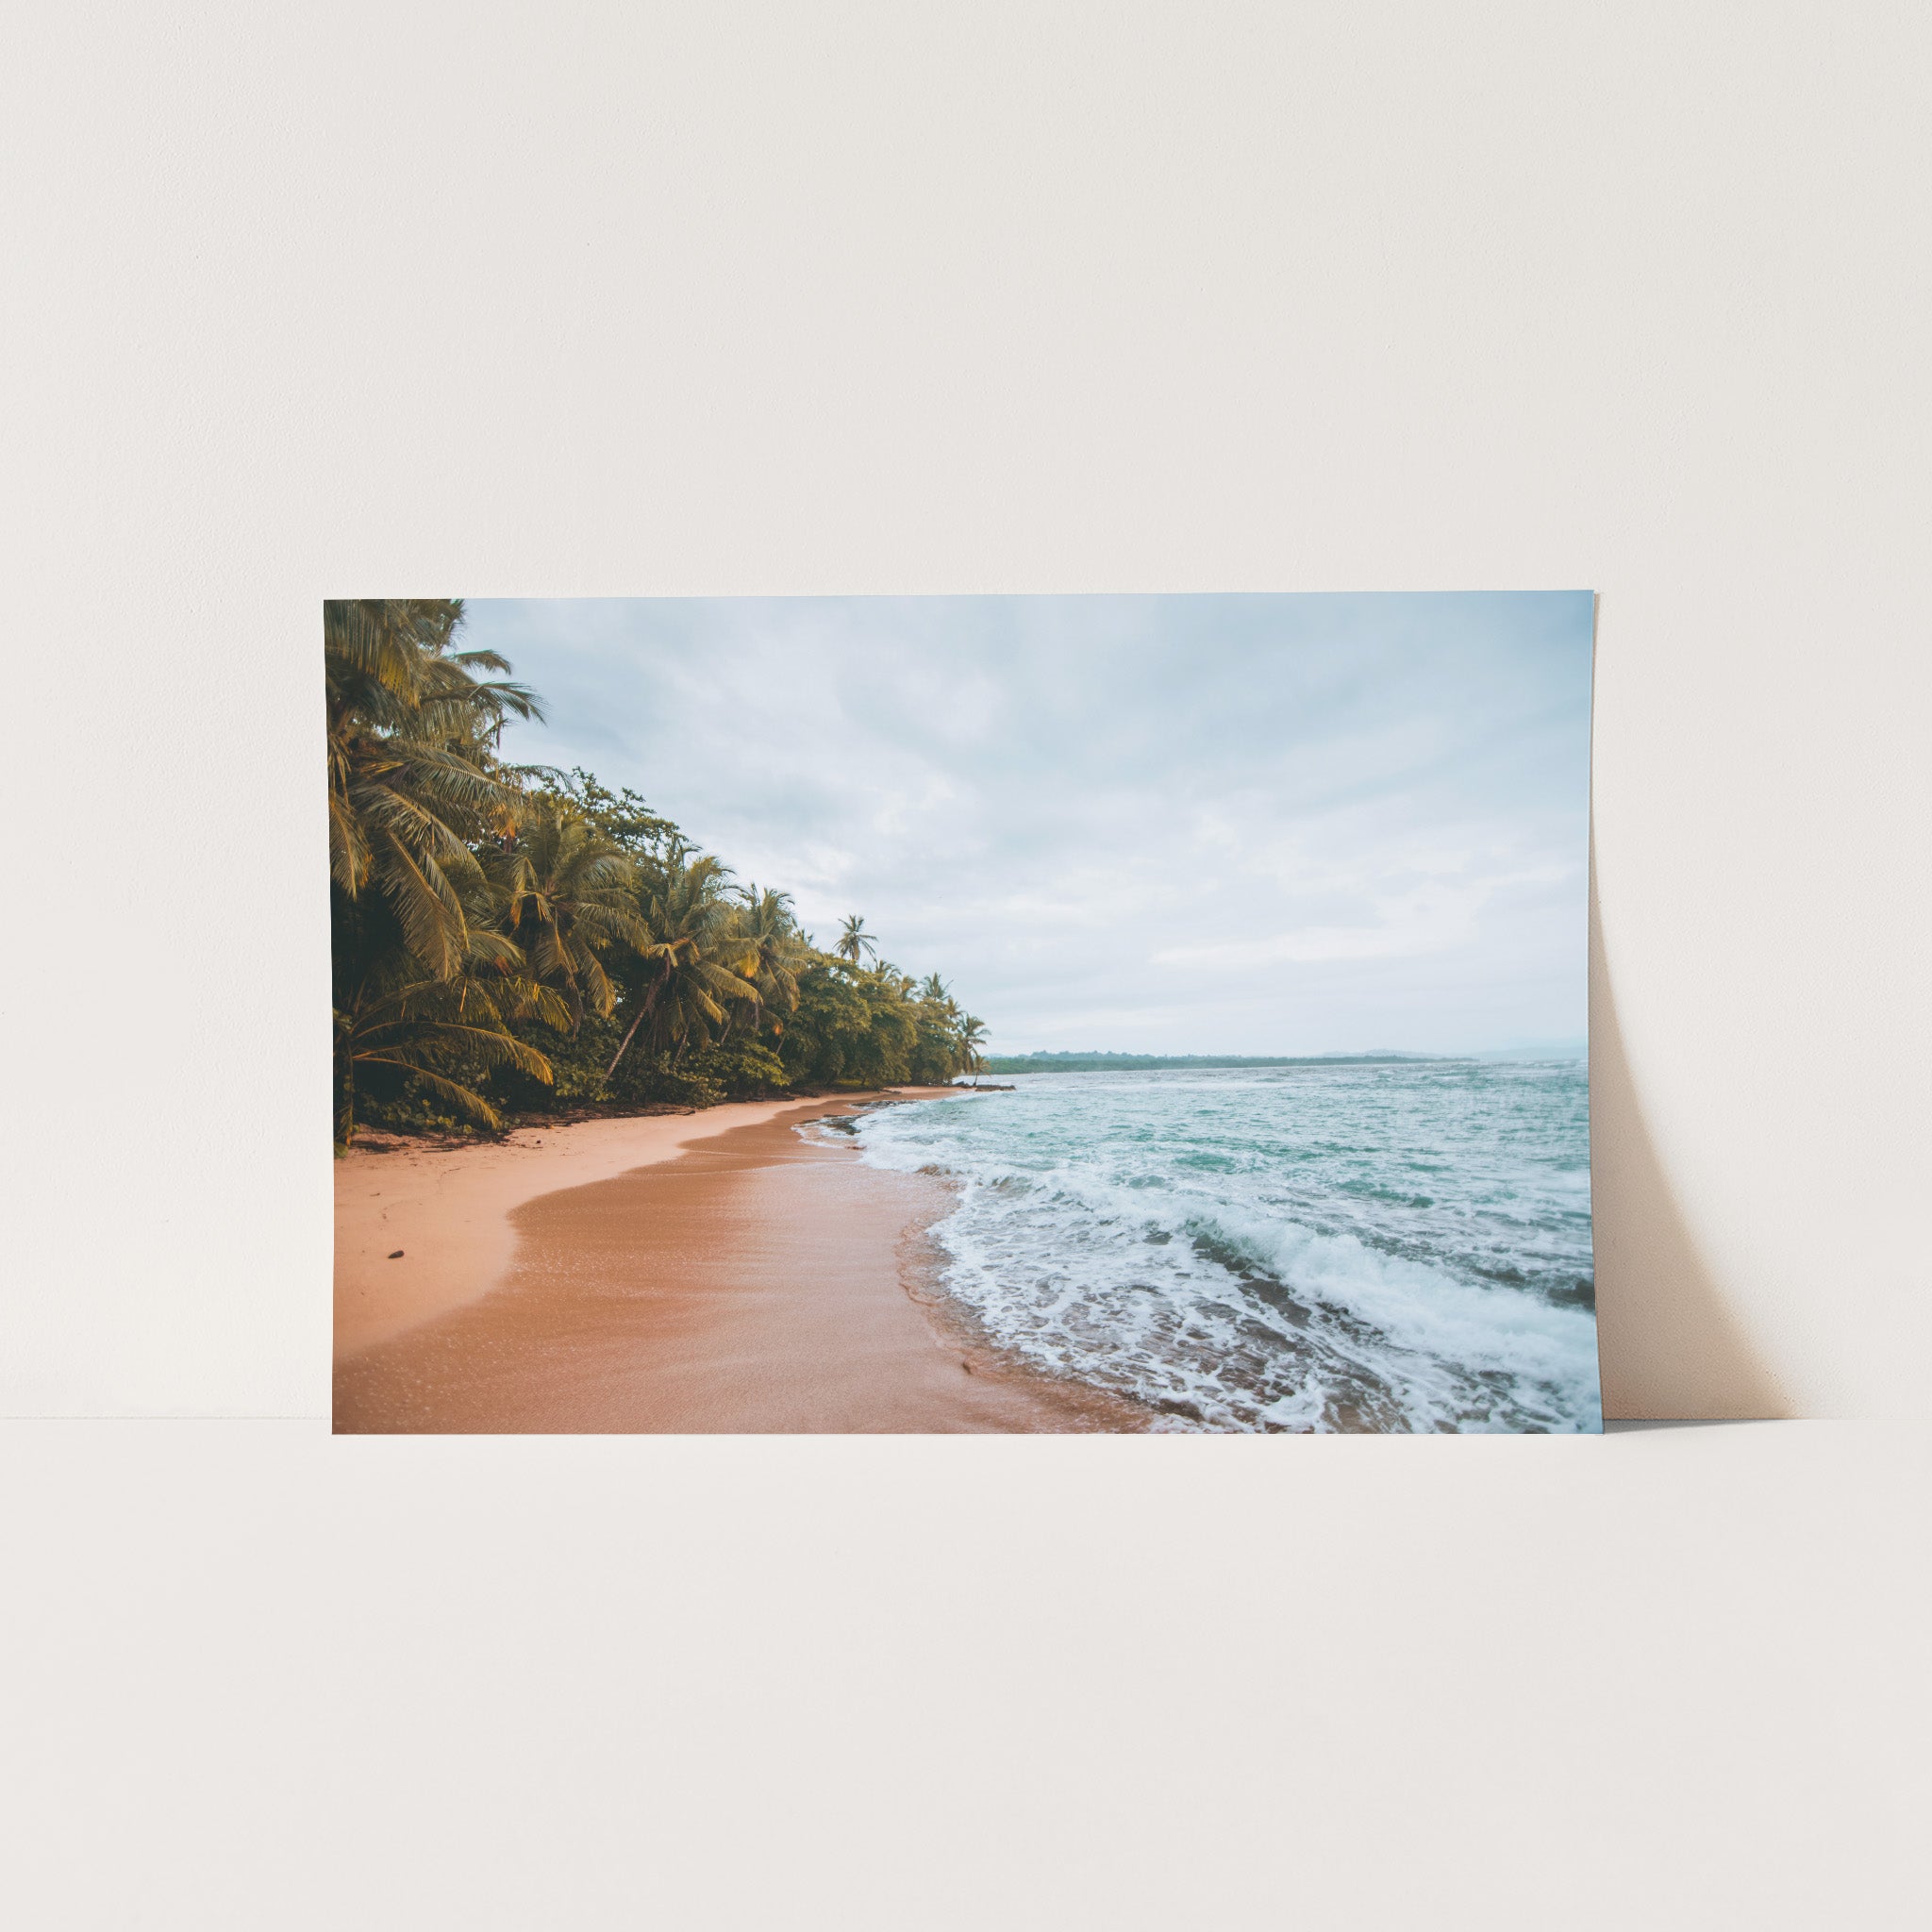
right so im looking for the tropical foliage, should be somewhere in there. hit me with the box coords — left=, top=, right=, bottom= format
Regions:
left=328, top=601, right=988, bottom=1146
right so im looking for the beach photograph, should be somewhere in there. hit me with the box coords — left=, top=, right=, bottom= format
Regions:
left=331, top=593, right=1598, bottom=1433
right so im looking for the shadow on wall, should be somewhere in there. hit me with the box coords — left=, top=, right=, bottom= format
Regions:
left=1591, top=863, right=1792, bottom=1420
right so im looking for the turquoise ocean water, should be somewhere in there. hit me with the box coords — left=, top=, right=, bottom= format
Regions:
left=829, top=1062, right=1599, bottom=1433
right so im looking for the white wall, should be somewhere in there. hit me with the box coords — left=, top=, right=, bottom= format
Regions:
left=1, top=4, right=1925, bottom=1416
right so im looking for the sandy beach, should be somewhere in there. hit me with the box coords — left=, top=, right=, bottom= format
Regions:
left=334, top=1093, right=1142, bottom=1433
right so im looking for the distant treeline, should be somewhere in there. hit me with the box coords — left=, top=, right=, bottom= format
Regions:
left=328, top=600, right=988, bottom=1146
left=981, top=1052, right=1435, bottom=1074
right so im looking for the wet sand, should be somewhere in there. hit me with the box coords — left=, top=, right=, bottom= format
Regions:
left=334, top=1095, right=1144, bottom=1434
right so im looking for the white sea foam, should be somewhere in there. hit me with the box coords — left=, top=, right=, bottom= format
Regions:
left=827, top=1063, right=1600, bottom=1433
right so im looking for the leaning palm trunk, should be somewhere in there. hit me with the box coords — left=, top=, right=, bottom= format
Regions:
left=605, top=955, right=674, bottom=1076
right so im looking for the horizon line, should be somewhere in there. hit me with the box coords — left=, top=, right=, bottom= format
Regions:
left=978, top=1045, right=1587, bottom=1062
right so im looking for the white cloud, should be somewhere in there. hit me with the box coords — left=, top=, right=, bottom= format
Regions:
left=1151, top=866, right=1573, bottom=971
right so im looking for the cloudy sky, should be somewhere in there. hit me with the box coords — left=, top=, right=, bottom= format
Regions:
left=465, top=593, right=1592, bottom=1056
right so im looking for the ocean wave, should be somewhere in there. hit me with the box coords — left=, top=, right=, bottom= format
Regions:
left=832, top=1064, right=1600, bottom=1433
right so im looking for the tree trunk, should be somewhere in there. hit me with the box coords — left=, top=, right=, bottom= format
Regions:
left=605, top=958, right=671, bottom=1077
left=334, top=1038, right=357, bottom=1149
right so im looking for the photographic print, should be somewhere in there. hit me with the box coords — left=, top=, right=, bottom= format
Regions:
left=331, top=594, right=1598, bottom=1433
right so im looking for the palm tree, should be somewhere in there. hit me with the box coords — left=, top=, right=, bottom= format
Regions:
left=482, top=801, right=649, bottom=1030
left=958, top=1014, right=989, bottom=1080
left=333, top=944, right=570, bottom=1144
left=327, top=601, right=574, bottom=1144
left=325, top=599, right=543, bottom=980
left=605, top=851, right=759, bottom=1074
left=835, top=914, right=876, bottom=965
left=723, top=886, right=811, bottom=1039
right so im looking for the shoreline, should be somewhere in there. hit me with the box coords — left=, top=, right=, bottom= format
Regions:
left=334, top=1091, right=1144, bottom=1434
